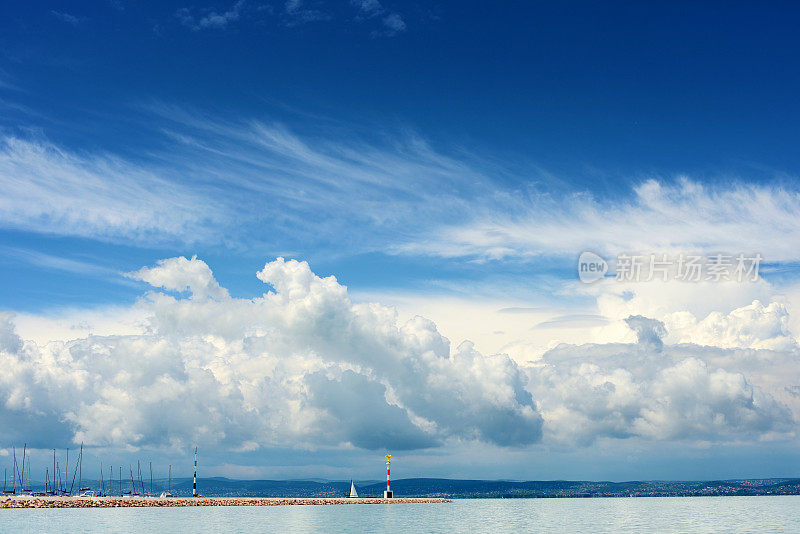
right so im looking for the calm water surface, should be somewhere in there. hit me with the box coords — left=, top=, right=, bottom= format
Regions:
left=2, top=496, right=798, bottom=533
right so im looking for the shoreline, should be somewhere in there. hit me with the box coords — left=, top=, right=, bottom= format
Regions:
left=0, top=496, right=451, bottom=509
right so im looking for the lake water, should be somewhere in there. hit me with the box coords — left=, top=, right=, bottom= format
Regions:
left=2, top=496, right=799, bottom=533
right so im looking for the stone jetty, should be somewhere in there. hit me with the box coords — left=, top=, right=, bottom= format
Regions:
left=1, top=496, right=451, bottom=509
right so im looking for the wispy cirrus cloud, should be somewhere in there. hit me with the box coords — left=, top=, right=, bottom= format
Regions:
left=380, top=12, right=406, bottom=36
left=351, top=0, right=383, bottom=16
left=283, top=0, right=328, bottom=24
left=351, top=0, right=406, bottom=36
left=531, top=314, right=610, bottom=330
left=0, top=134, right=231, bottom=245
left=50, top=10, right=86, bottom=26
left=177, top=0, right=247, bottom=31
left=395, top=178, right=800, bottom=264
left=172, top=0, right=404, bottom=33
left=137, top=101, right=493, bottom=250
left=5, top=100, right=800, bottom=267
left=0, top=102, right=490, bottom=251
left=0, top=246, right=120, bottom=279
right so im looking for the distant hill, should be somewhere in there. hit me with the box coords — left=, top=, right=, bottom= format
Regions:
left=354, top=478, right=800, bottom=498
left=17, top=477, right=800, bottom=498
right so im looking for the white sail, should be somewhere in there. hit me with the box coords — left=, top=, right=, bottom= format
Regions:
left=349, top=480, right=358, bottom=498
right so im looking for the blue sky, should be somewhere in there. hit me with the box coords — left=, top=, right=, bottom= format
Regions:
left=3, top=1, right=800, bottom=481
left=3, top=1, right=800, bottom=309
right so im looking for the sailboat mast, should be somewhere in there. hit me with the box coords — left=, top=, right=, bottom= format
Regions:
left=20, top=444, right=25, bottom=492
left=78, top=443, right=83, bottom=493
left=12, top=446, right=16, bottom=493
left=149, top=462, right=153, bottom=496
left=69, top=447, right=79, bottom=495
left=14, top=447, right=23, bottom=491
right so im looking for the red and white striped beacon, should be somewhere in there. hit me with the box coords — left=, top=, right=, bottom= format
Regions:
left=384, top=454, right=393, bottom=498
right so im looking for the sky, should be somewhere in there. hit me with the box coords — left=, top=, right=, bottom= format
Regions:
left=2, top=1, right=800, bottom=482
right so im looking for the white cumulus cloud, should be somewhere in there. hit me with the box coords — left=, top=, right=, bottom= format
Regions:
left=0, top=257, right=541, bottom=451
left=528, top=317, right=795, bottom=446
left=2, top=258, right=798, bottom=456
left=664, top=300, right=796, bottom=351
left=128, top=255, right=230, bottom=300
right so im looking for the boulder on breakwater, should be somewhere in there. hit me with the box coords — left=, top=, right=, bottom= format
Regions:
left=0, top=496, right=451, bottom=508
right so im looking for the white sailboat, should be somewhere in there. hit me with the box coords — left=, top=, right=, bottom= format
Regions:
left=160, top=465, right=175, bottom=498
left=348, top=480, right=359, bottom=498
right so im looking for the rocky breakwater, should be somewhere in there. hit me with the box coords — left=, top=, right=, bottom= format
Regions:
left=1, top=496, right=452, bottom=508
